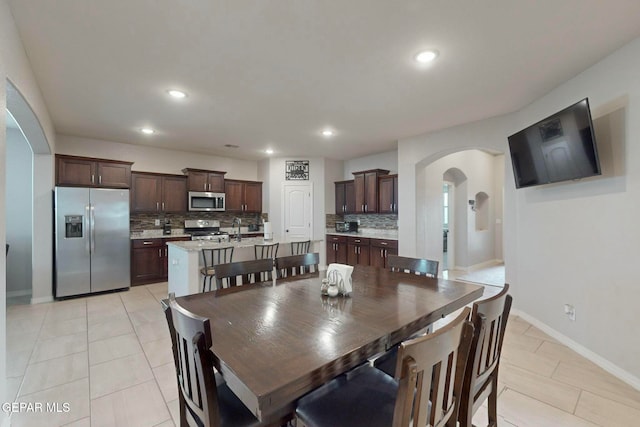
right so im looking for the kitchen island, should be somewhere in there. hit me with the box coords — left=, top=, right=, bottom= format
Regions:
left=167, top=237, right=323, bottom=296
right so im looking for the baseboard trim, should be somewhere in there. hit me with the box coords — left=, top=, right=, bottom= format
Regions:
left=30, top=295, right=54, bottom=304
left=512, top=308, right=640, bottom=392
left=6, top=289, right=31, bottom=298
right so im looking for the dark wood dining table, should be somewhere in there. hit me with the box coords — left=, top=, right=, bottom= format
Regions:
left=175, top=265, right=484, bottom=423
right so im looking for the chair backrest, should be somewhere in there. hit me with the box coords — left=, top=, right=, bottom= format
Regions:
left=214, top=258, right=275, bottom=289
left=388, top=254, right=439, bottom=278
left=166, top=294, right=220, bottom=427
left=201, top=247, right=234, bottom=268
left=393, top=307, right=474, bottom=427
left=290, top=240, right=311, bottom=255
left=275, top=252, right=320, bottom=279
left=459, top=284, right=512, bottom=424
left=254, top=242, right=279, bottom=260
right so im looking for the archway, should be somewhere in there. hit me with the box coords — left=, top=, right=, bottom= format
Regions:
left=442, top=167, right=468, bottom=272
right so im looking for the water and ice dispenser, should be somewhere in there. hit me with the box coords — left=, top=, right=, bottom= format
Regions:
left=64, top=215, right=84, bottom=238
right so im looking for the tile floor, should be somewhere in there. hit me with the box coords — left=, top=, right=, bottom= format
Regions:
left=4, top=280, right=640, bottom=426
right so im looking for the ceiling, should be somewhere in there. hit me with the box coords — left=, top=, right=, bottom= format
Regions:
left=8, top=1, right=640, bottom=161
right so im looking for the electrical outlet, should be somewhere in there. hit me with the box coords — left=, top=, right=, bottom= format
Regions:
left=154, top=219, right=160, bottom=226
left=564, top=304, right=576, bottom=321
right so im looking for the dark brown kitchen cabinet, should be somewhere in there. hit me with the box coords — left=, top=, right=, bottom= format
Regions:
left=378, top=174, right=398, bottom=214
left=131, top=237, right=190, bottom=285
left=335, top=180, right=356, bottom=214
left=225, top=180, right=262, bottom=213
left=347, top=236, right=370, bottom=266
left=353, top=169, right=389, bottom=213
left=56, top=155, right=132, bottom=188
left=370, top=238, right=398, bottom=268
left=326, top=235, right=348, bottom=264
left=131, top=172, right=187, bottom=213
left=182, top=168, right=226, bottom=193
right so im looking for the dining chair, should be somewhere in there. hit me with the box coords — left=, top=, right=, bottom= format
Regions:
left=163, top=294, right=264, bottom=427
left=295, top=307, right=474, bottom=427
left=388, top=254, right=439, bottom=278
left=458, top=284, right=512, bottom=427
left=255, top=242, right=279, bottom=260
left=201, top=247, right=234, bottom=292
left=214, top=258, right=275, bottom=289
left=275, top=252, right=319, bottom=279
left=290, top=240, right=311, bottom=255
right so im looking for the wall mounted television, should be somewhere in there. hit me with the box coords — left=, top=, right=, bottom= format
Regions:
left=508, top=98, right=601, bottom=189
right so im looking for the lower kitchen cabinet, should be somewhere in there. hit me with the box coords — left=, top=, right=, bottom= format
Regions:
left=326, top=235, right=348, bottom=264
left=347, top=237, right=370, bottom=266
left=131, top=237, right=190, bottom=285
left=370, top=238, right=398, bottom=268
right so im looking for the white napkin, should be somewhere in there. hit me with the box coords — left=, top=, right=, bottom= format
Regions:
left=326, top=263, right=354, bottom=295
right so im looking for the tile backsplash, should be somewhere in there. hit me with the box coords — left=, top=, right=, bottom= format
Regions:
left=326, top=213, right=398, bottom=230
left=131, top=212, right=268, bottom=232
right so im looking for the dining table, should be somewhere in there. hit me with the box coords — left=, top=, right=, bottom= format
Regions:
left=174, top=264, right=484, bottom=423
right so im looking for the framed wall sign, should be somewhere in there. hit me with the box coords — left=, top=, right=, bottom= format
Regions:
left=285, top=160, right=309, bottom=180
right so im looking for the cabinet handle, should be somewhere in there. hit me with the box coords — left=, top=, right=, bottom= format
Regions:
left=156, top=202, right=159, bottom=211
left=380, top=242, right=387, bottom=245
left=91, top=174, right=95, bottom=184
left=208, top=183, right=211, bottom=191
left=99, top=175, right=102, bottom=185
left=143, top=241, right=153, bottom=245
left=380, top=249, right=383, bottom=257
left=361, top=204, right=364, bottom=212
left=390, top=203, right=393, bottom=211
left=162, top=202, right=165, bottom=211
left=165, top=248, right=168, bottom=256
left=158, top=249, right=162, bottom=257
left=204, top=183, right=207, bottom=191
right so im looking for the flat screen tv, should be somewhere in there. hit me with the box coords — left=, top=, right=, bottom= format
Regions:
left=508, top=98, right=601, bottom=189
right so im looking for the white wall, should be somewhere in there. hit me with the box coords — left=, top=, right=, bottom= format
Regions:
left=399, top=36, right=640, bottom=384
left=56, top=134, right=258, bottom=180
left=343, top=150, right=397, bottom=179
left=5, top=128, right=32, bottom=296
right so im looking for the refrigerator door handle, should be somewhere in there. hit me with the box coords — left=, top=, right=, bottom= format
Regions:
left=90, top=205, right=96, bottom=254
left=85, top=204, right=91, bottom=254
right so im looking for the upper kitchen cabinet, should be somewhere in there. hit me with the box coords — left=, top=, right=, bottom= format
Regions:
left=378, top=174, right=398, bottom=214
left=353, top=169, right=389, bottom=213
left=335, top=180, right=355, bottom=214
left=131, top=172, right=187, bottom=213
left=56, top=154, right=133, bottom=188
left=225, top=180, right=262, bottom=213
left=182, top=168, right=226, bottom=193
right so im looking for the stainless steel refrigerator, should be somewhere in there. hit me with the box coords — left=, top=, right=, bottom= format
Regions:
left=54, top=187, right=130, bottom=297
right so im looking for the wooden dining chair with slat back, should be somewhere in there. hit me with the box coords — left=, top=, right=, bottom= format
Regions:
left=295, top=307, right=475, bottom=427
left=275, top=253, right=319, bottom=279
left=290, top=240, right=311, bottom=255
left=458, top=284, right=512, bottom=427
left=214, top=258, right=274, bottom=289
left=164, top=294, right=266, bottom=427
left=200, top=247, right=234, bottom=292
left=388, top=254, right=439, bottom=278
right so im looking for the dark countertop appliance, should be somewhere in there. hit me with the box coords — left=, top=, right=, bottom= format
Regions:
left=184, top=219, right=229, bottom=242
left=335, top=221, right=358, bottom=233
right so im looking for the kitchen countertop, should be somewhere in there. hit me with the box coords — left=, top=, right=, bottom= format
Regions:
left=325, top=228, right=398, bottom=240
left=167, top=237, right=322, bottom=252
left=130, top=226, right=263, bottom=240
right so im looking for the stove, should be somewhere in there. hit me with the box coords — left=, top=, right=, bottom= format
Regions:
left=184, top=220, right=230, bottom=242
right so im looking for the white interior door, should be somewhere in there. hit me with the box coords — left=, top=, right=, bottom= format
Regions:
left=282, top=183, right=313, bottom=242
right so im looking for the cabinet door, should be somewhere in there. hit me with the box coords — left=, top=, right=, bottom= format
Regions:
left=244, top=182, right=263, bottom=213
left=225, top=181, right=244, bottom=212
left=336, top=242, right=348, bottom=264
left=208, top=173, right=225, bottom=193
left=131, top=173, right=162, bottom=212
left=393, top=175, right=398, bottom=213
left=347, top=244, right=358, bottom=266
left=187, top=171, right=209, bottom=192
left=57, top=157, right=96, bottom=186
left=370, top=246, right=386, bottom=268
left=378, top=176, right=397, bottom=214
left=327, top=242, right=337, bottom=264
left=97, top=162, right=131, bottom=188
left=131, top=242, right=164, bottom=285
left=354, top=174, right=366, bottom=213
left=335, top=182, right=346, bottom=214
left=347, top=243, right=369, bottom=266
left=364, top=171, right=379, bottom=213
left=344, top=181, right=356, bottom=214
left=162, top=176, right=187, bottom=212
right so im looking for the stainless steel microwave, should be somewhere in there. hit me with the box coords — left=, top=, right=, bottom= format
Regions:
left=188, top=192, right=225, bottom=212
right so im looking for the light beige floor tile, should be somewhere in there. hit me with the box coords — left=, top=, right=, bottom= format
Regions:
left=121, top=296, right=162, bottom=314
left=88, top=333, right=143, bottom=366
left=7, top=330, right=39, bottom=353
left=90, top=380, right=171, bottom=427
left=12, top=378, right=90, bottom=427
left=3, top=376, right=23, bottom=403
left=7, top=301, right=51, bottom=318
left=39, top=317, right=88, bottom=340
left=20, top=352, right=88, bottom=396
left=87, top=308, right=129, bottom=327
left=7, top=314, right=46, bottom=335
left=45, top=301, right=87, bottom=322
left=502, top=331, right=544, bottom=353
left=552, top=361, right=640, bottom=411
left=30, top=332, right=88, bottom=363
left=506, top=316, right=531, bottom=335
left=153, top=362, right=178, bottom=403
left=7, top=349, right=31, bottom=378
left=166, top=398, right=180, bottom=426
left=575, top=390, right=640, bottom=427
left=63, top=417, right=91, bottom=427
left=523, top=325, right=558, bottom=343
left=134, top=319, right=171, bottom=344
left=141, top=337, right=174, bottom=368
left=536, top=341, right=598, bottom=369
left=128, top=306, right=166, bottom=328
left=88, top=317, right=134, bottom=342
left=472, top=406, right=517, bottom=427
left=154, top=420, right=176, bottom=427
left=502, top=345, right=559, bottom=377
left=89, top=352, right=153, bottom=399
left=498, top=389, right=598, bottom=427
left=500, top=363, right=581, bottom=413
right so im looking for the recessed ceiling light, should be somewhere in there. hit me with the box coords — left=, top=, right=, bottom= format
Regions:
left=414, top=50, right=438, bottom=63
left=141, top=127, right=155, bottom=135
left=322, top=129, right=334, bottom=137
left=167, top=89, right=187, bottom=99
left=265, top=149, right=274, bottom=155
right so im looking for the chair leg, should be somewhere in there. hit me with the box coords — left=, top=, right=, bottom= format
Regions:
left=487, top=374, right=499, bottom=427
left=202, top=276, right=207, bottom=293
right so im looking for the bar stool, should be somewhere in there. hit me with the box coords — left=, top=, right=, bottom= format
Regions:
left=200, top=246, right=234, bottom=292
left=290, top=240, right=311, bottom=255
left=254, top=242, right=279, bottom=260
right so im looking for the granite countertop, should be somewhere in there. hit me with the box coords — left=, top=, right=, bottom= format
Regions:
left=325, top=228, right=398, bottom=240
left=130, top=230, right=191, bottom=240
left=167, top=237, right=322, bottom=253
